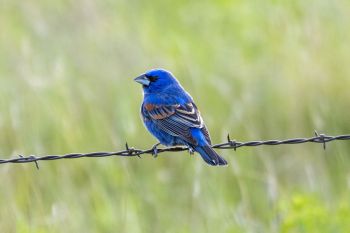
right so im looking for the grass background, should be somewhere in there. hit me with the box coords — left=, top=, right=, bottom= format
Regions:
left=1, top=0, right=350, bottom=232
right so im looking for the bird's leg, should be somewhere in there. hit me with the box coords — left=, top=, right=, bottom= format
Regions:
left=151, top=143, right=161, bottom=158
left=188, top=146, right=195, bottom=155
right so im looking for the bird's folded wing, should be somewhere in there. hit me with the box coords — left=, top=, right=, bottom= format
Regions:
left=144, top=103, right=211, bottom=145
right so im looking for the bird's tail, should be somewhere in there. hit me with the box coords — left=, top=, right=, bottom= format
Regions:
left=195, top=145, right=228, bottom=166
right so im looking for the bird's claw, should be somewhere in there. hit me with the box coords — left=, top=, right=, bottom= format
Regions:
left=152, top=143, right=161, bottom=158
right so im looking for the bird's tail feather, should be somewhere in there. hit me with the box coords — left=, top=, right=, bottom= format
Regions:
left=195, top=145, right=227, bottom=166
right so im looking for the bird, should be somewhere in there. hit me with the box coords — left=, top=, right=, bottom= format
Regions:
left=134, top=68, right=227, bottom=166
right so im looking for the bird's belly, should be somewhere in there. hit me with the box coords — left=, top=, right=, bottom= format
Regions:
left=143, top=120, right=181, bottom=146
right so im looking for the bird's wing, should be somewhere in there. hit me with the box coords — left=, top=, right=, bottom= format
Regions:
left=143, top=102, right=211, bottom=145
left=200, top=124, right=212, bottom=145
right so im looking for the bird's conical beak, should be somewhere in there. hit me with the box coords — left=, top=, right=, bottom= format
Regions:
left=134, top=74, right=150, bottom=86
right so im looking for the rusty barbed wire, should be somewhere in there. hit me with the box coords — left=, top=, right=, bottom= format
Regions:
left=0, top=131, right=349, bottom=169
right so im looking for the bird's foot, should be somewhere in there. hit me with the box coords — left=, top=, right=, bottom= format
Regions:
left=151, top=143, right=161, bottom=158
left=188, top=147, right=195, bottom=155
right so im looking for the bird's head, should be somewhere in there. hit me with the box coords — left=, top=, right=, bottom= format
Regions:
left=134, top=69, right=180, bottom=94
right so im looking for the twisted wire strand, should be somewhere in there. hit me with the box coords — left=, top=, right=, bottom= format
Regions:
left=1, top=131, right=349, bottom=169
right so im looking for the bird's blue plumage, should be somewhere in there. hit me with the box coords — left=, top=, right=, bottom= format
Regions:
left=134, top=68, right=227, bottom=166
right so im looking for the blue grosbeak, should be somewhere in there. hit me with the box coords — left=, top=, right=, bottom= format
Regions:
left=134, top=69, right=227, bottom=166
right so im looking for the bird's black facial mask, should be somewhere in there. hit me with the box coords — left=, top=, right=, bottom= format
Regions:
left=145, top=75, right=158, bottom=83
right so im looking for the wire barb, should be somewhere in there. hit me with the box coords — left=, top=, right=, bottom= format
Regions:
left=1, top=131, right=349, bottom=166
left=227, top=134, right=237, bottom=151
left=31, top=156, right=40, bottom=170
left=314, top=130, right=326, bottom=150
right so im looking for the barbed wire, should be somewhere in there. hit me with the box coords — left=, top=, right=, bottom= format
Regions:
left=0, top=131, right=349, bottom=169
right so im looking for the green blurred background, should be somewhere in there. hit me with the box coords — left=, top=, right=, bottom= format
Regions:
left=1, top=0, right=350, bottom=232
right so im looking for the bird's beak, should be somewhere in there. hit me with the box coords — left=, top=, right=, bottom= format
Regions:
left=134, top=74, right=150, bottom=86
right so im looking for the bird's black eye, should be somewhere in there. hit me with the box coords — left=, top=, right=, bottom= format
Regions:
left=146, top=75, right=158, bottom=82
